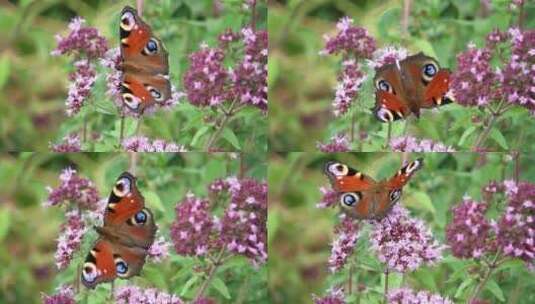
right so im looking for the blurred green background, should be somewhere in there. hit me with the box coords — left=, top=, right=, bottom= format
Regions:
left=0, top=152, right=267, bottom=303
left=268, top=0, right=535, bottom=151
left=0, top=0, right=267, bottom=152
left=268, top=152, right=535, bottom=303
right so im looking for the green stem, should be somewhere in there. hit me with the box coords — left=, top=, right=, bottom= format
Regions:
left=119, top=115, right=125, bottom=146
left=468, top=253, right=501, bottom=302
left=472, top=100, right=508, bottom=151
left=384, top=122, right=392, bottom=150
left=194, top=247, right=226, bottom=301
left=204, top=100, right=238, bottom=150
left=383, top=269, right=389, bottom=304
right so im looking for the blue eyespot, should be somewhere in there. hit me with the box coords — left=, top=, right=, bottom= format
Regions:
left=116, top=261, right=128, bottom=274
left=135, top=211, right=147, bottom=223
left=146, top=39, right=158, bottom=53
left=378, top=80, right=391, bottom=92
left=341, top=193, right=360, bottom=207
left=423, top=64, right=437, bottom=77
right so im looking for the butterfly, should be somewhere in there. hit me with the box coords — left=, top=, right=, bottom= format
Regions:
left=373, top=52, right=454, bottom=122
left=119, top=6, right=171, bottom=113
left=324, top=158, right=423, bottom=220
left=81, top=172, right=157, bottom=289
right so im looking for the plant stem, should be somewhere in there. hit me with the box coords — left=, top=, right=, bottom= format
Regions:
left=251, top=0, right=257, bottom=30
left=384, top=122, right=392, bottom=150
left=513, top=151, right=520, bottom=183
left=129, top=152, right=138, bottom=175
left=82, top=112, right=88, bottom=144
left=137, top=0, right=144, bottom=16
left=401, top=0, right=411, bottom=37
left=239, top=152, right=245, bottom=179
left=383, top=269, right=389, bottom=304
left=204, top=100, right=238, bottom=151
left=350, top=110, right=356, bottom=143
left=348, top=263, right=354, bottom=296
left=119, top=115, right=125, bottom=146
left=468, top=252, right=501, bottom=302
left=472, top=100, right=508, bottom=151
left=194, top=247, right=226, bottom=301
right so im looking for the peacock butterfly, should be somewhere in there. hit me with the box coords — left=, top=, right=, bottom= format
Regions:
left=324, top=158, right=423, bottom=220
left=81, top=172, right=157, bottom=289
left=119, top=6, right=171, bottom=113
left=373, top=53, right=454, bottom=122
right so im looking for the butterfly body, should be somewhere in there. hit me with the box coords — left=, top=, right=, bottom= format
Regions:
left=324, top=158, right=423, bottom=219
left=373, top=53, right=453, bottom=122
left=81, top=172, right=156, bottom=289
left=119, top=6, right=170, bottom=113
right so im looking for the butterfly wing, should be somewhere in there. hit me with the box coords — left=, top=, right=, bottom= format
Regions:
left=373, top=63, right=411, bottom=122
left=324, top=161, right=379, bottom=219
left=400, top=53, right=453, bottom=110
left=119, top=6, right=170, bottom=113
left=103, top=172, right=157, bottom=249
left=81, top=238, right=148, bottom=289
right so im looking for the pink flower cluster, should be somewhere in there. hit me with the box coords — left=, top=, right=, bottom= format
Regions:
left=45, top=167, right=100, bottom=210
left=370, top=206, right=443, bottom=273
left=184, top=27, right=268, bottom=112
left=148, top=236, right=171, bottom=263
left=51, top=17, right=108, bottom=59
left=317, top=186, right=339, bottom=209
left=445, top=197, right=492, bottom=259
left=332, top=60, right=366, bottom=116
left=50, top=134, right=81, bottom=152
left=317, top=134, right=350, bottom=152
left=451, top=28, right=535, bottom=113
left=41, top=285, right=75, bottom=304
left=321, top=17, right=376, bottom=59
left=312, top=287, right=346, bottom=304
left=54, top=211, right=86, bottom=269
left=121, top=136, right=187, bottom=152
left=115, top=285, right=183, bottom=304
left=218, top=177, right=268, bottom=265
left=367, top=46, right=408, bottom=69
left=447, top=180, right=534, bottom=264
left=387, top=287, right=453, bottom=304
left=390, top=136, right=455, bottom=152
left=65, top=60, right=96, bottom=116
left=170, top=194, right=216, bottom=257
left=328, top=216, right=360, bottom=272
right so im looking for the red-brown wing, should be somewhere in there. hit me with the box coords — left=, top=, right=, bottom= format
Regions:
left=81, top=238, right=148, bottom=289
left=421, top=69, right=453, bottom=108
left=373, top=64, right=411, bottom=122
left=324, top=161, right=376, bottom=193
left=374, top=91, right=411, bottom=122
left=121, top=73, right=171, bottom=113
left=384, top=158, right=424, bottom=189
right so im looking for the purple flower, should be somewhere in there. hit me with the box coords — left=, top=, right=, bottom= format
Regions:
left=218, top=29, right=241, bottom=47
left=370, top=206, right=443, bottom=273
left=494, top=181, right=535, bottom=262
left=331, top=59, right=366, bottom=116
left=50, top=134, right=81, bottom=152
left=317, top=134, right=350, bottom=152
left=54, top=211, right=86, bottom=269
left=317, top=186, right=339, bottom=209
left=445, top=197, right=493, bottom=259
left=387, top=287, right=453, bottom=304
left=51, top=17, right=108, bottom=59
left=114, top=285, right=183, bottom=304
left=230, top=28, right=268, bottom=111
left=183, top=45, right=230, bottom=107
left=450, top=42, right=496, bottom=107
left=390, top=136, right=455, bottom=152
left=312, top=287, right=346, bottom=304
left=45, top=168, right=100, bottom=210
left=65, top=60, right=96, bottom=116
left=148, top=236, right=171, bottom=263
left=122, top=136, right=187, bottom=152
left=321, top=17, right=376, bottom=59
left=41, top=284, right=75, bottom=304
left=220, top=177, right=268, bottom=265
left=501, top=29, right=535, bottom=114
left=367, top=46, right=408, bottom=69
left=328, top=216, right=360, bottom=272
left=171, top=194, right=217, bottom=257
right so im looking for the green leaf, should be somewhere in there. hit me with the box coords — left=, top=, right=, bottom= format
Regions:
left=212, top=277, right=231, bottom=299
left=180, top=275, right=199, bottom=297
left=0, top=208, right=10, bottom=242
left=222, top=127, right=241, bottom=150
left=486, top=279, right=505, bottom=302
left=454, top=277, right=474, bottom=298
left=191, top=126, right=211, bottom=147
left=490, top=128, right=508, bottom=150
left=404, top=191, right=436, bottom=215
left=0, top=55, right=11, bottom=90
left=144, top=191, right=165, bottom=213
left=458, top=126, right=476, bottom=146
